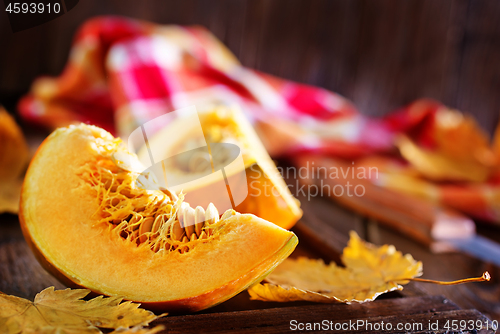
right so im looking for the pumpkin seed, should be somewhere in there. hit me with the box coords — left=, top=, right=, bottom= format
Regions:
left=172, top=219, right=185, bottom=241
left=139, top=217, right=154, bottom=243
left=178, top=202, right=189, bottom=228
left=184, top=206, right=196, bottom=237
left=151, top=214, right=164, bottom=235
left=194, top=206, right=205, bottom=236
left=205, top=203, right=219, bottom=225
left=221, top=209, right=236, bottom=220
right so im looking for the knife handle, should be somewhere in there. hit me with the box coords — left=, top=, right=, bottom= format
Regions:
left=294, top=155, right=476, bottom=250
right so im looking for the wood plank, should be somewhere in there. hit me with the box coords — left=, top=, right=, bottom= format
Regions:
left=347, top=0, right=460, bottom=117
left=453, top=0, right=500, bottom=134
left=293, top=218, right=346, bottom=261
left=0, top=216, right=65, bottom=299
left=154, top=296, right=461, bottom=333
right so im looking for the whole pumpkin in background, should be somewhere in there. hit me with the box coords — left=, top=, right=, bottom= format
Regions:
left=0, top=107, right=29, bottom=214
left=20, top=124, right=298, bottom=312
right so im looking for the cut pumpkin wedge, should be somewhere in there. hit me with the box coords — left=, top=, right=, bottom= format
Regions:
left=138, top=105, right=302, bottom=230
left=20, top=124, right=298, bottom=312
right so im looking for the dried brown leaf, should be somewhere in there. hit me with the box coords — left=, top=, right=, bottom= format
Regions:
left=397, top=108, right=497, bottom=182
left=248, top=232, right=422, bottom=303
left=397, top=135, right=490, bottom=182
left=0, top=287, right=165, bottom=334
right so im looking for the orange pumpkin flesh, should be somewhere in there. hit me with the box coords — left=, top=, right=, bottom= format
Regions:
left=20, top=124, right=298, bottom=312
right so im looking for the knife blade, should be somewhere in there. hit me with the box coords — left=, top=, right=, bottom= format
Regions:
left=439, top=235, right=500, bottom=267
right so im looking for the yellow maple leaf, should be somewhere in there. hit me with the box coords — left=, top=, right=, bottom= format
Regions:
left=248, top=232, right=422, bottom=303
left=0, top=287, right=165, bottom=334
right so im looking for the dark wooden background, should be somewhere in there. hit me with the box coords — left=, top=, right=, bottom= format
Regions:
left=1, top=0, right=500, bottom=134
left=1, top=0, right=500, bottom=330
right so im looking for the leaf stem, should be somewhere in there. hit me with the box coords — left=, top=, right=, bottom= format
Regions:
left=398, top=272, right=490, bottom=285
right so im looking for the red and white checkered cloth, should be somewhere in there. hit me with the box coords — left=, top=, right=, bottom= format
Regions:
left=18, top=17, right=500, bottom=223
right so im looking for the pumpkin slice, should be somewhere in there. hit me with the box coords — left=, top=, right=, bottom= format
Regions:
left=20, top=124, right=298, bottom=312
left=138, top=106, right=302, bottom=230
